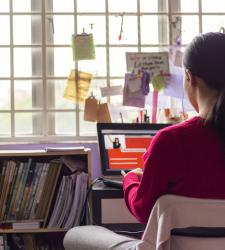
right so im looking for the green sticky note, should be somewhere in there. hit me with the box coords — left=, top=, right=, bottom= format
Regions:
left=72, top=33, right=96, bottom=61
left=152, top=75, right=165, bottom=91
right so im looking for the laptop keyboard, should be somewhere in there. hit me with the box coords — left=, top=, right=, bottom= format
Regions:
left=102, top=178, right=123, bottom=189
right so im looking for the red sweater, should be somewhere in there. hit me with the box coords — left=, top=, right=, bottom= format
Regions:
left=123, top=117, right=225, bottom=224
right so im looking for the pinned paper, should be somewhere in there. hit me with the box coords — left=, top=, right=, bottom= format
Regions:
left=164, top=74, right=184, bottom=99
left=96, top=103, right=112, bottom=123
left=84, top=96, right=98, bottom=121
left=123, top=73, right=145, bottom=108
left=72, top=33, right=95, bottom=61
left=64, top=69, right=92, bottom=103
left=128, top=76, right=142, bottom=93
left=100, top=85, right=123, bottom=97
left=152, top=75, right=165, bottom=91
left=164, top=66, right=183, bottom=99
left=126, top=52, right=170, bottom=77
left=174, top=50, right=183, bottom=67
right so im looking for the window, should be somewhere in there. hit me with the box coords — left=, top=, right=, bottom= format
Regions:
left=0, top=0, right=224, bottom=142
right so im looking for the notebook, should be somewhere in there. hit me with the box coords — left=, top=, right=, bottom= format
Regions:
left=97, top=123, right=171, bottom=188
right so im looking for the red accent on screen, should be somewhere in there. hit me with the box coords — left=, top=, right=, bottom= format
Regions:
left=108, top=149, right=144, bottom=169
left=125, top=137, right=152, bottom=149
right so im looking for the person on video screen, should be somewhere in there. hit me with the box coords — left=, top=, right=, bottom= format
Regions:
left=113, top=137, right=121, bottom=149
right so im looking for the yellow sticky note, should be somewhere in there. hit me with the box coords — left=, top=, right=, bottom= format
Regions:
left=64, top=69, right=92, bottom=103
left=152, top=75, right=165, bottom=91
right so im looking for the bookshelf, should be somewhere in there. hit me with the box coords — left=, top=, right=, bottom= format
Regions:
left=0, top=148, right=91, bottom=249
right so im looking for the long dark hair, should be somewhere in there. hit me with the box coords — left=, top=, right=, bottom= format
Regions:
left=183, top=32, right=225, bottom=146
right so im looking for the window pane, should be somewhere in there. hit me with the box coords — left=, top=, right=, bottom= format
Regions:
left=0, top=113, right=11, bottom=137
left=141, top=47, right=162, bottom=52
left=14, top=48, right=42, bottom=77
left=46, top=15, right=74, bottom=45
left=14, top=80, right=43, bottom=110
left=109, top=15, right=138, bottom=45
left=48, top=112, right=76, bottom=136
left=0, top=16, right=10, bottom=44
left=202, top=16, right=225, bottom=33
left=92, top=79, right=107, bottom=98
left=109, top=47, right=138, bottom=77
left=178, top=15, right=199, bottom=44
left=46, top=47, right=74, bottom=77
left=108, top=0, right=137, bottom=12
left=15, top=112, right=43, bottom=136
left=46, top=0, right=74, bottom=13
left=14, top=15, right=42, bottom=45
left=0, top=0, right=9, bottom=12
left=0, top=80, right=10, bottom=110
left=78, top=48, right=107, bottom=76
left=140, top=0, right=168, bottom=12
left=141, top=15, right=169, bottom=44
left=77, top=16, right=106, bottom=45
left=179, top=0, right=199, bottom=12
left=13, top=0, right=41, bottom=12
left=77, top=0, right=105, bottom=13
left=109, top=79, right=124, bottom=105
left=79, top=111, right=96, bottom=136
left=0, top=48, right=10, bottom=77
left=47, top=80, right=76, bottom=109
left=202, top=0, right=225, bottom=12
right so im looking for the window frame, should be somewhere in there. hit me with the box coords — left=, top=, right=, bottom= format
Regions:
left=0, top=0, right=224, bottom=142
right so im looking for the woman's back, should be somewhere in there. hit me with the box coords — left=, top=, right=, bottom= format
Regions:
left=161, top=116, right=225, bottom=199
left=123, top=116, right=225, bottom=223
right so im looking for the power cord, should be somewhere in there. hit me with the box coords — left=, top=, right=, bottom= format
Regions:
left=80, top=177, right=103, bottom=225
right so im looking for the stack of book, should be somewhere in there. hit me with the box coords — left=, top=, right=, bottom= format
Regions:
left=0, top=158, right=62, bottom=228
left=48, top=172, right=88, bottom=229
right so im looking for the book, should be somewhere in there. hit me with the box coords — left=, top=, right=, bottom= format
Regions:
left=0, top=161, right=16, bottom=220
left=3, top=161, right=19, bottom=220
left=14, top=158, right=32, bottom=219
left=35, top=160, right=63, bottom=226
left=24, top=162, right=44, bottom=219
left=12, top=220, right=41, bottom=230
left=63, top=172, right=88, bottom=229
left=7, top=162, right=24, bottom=220
left=18, top=162, right=36, bottom=219
left=0, top=161, right=11, bottom=219
left=0, top=161, right=7, bottom=200
left=30, top=163, right=49, bottom=219
left=47, top=176, right=68, bottom=228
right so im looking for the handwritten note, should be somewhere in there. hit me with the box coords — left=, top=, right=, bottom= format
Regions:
left=126, top=52, right=170, bottom=77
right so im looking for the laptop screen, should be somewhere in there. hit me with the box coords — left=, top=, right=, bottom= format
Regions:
left=97, top=123, right=171, bottom=176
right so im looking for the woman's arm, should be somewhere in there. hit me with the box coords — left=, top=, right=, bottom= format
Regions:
left=123, top=131, right=177, bottom=223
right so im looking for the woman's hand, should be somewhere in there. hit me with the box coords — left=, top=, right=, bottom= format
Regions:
left=121, top=168, right=143, bottom=179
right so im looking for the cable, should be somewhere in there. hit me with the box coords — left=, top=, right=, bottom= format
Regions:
left=80, top=177, right=103, bottom=225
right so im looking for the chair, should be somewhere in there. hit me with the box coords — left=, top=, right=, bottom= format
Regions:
left=63, top=195, right=225, bottom=250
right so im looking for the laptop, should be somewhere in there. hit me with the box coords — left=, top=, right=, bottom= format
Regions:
left=97, top=123, right=171, bottom=189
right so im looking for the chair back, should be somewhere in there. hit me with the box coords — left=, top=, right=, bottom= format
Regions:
left=135, top=195, right=225, bottom=250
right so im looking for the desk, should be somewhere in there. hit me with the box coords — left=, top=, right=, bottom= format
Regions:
left=92, top=182, right=145, bottom=237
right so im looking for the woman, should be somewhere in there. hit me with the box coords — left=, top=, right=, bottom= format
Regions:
left=64, top=32, right=225, bottom=250
left=123, top=32, right=225, bottom=223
